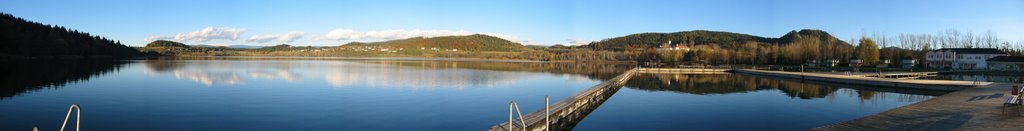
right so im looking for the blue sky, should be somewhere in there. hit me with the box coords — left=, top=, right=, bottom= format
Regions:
left=2, top=0, right=1022, bottom=46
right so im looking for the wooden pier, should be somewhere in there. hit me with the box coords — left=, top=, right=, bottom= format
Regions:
left=864, top=72, right=939, bottom=79
left=636, top=68, right=730, bottom=74
left=489, top=68, right=638, bottom=131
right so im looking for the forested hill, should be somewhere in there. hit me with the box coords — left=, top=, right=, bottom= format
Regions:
left=0, top=13, right=141, bottom=58
left=776, top=29, right=849, bottom=45
left=340, top=34, right=529, bottom=52
left=145, top=40, right=189, bottom=48
left=586, top=29, right=849, bottom=51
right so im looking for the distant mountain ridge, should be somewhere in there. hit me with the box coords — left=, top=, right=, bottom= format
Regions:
left=587, top=29, right=849, bottom=51
left=340, top=34, right=529, bottom=52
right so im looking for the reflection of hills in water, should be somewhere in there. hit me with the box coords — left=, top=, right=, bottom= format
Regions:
left=142, top=60, right=631, bottom=89
left=321, top=60, right=537, bottom=88
left=625, top=74, right=940, bottom=101
left=0, top=60, right=128, bottom=99
left=366, top=60, right=632, bottom=81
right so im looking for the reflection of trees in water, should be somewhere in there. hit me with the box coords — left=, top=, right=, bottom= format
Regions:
left=322, top=61, right=537, bottom=88
left=624, top=74, right=936, bottom=101
left=921, top=74, right=1024, bottom=83
left=144, top=60, right=313, bottom=86
left=140, top=59, right=557, bottom=88
left=369, top=60, right=632, bottom=81
left=0, top=60, right=127, bottom=99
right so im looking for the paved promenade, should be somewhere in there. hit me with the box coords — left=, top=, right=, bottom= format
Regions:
left=733, top=69, right=1022, bottom=130
left=812, top=82, right=1022, bottom=130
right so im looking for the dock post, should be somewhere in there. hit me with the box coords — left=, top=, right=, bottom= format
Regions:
left=509, top=101, right=513, bottom=130
left=545, top=96, right=549, bottom=131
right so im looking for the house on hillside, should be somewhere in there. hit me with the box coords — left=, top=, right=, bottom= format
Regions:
left=656, top=41, right=690, bottom=52
left=925, top=48, right=1007, bottom=69
left=986, top=56, right=1024, bottom=71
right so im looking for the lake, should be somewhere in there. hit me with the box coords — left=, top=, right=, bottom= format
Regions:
left=573, top=73, right=939, bottom=130
left=0, top=58, right=940, bottom=130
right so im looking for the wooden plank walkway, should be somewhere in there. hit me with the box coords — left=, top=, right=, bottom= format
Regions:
left=812, top=82, right=1024, bottom=130
left=636, top=68, right=730, bottom=74
left=489, top=68, right=638, bottom=131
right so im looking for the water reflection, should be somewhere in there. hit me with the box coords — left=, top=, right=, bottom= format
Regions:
left=320, top=61, right=535, bottom=88
left=0, top=60, right=127, bottom=99
left=140, top=60, right=606, bottom=89
left=369, top=60, right=633, bottom=81
left=920, top=74, right=1024, bottom=83
left=1, top=58, right=613, bottom=130
left=625, top=73, right=942, bottom=101
left=575, top=73, right=940, bottom=130
left=144, top=61, right=250, bottom=86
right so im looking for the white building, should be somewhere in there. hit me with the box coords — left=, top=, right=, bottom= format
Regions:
left=656, top=41, right=690, bottom=52
left=849, top=57, right=863, bottom=67
left=987, top=56, right=1024, bottom=71
left=925, top=48, right=1007, bottom=69
left=900, top=58, right=916, bottom=69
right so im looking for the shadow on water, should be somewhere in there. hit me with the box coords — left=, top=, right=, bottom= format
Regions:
left=0, top=59, right=128, bottom=99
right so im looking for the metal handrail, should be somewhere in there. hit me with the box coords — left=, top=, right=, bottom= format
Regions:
left=61, top=104, right=81, bottom=131
left=508, top=101, right=527, bottom=131
left=507, top=96, right=551, bottom=131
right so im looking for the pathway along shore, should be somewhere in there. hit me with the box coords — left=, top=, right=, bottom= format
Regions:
left=811, top=82, right=1022, bottom=130
left=731, top=69, right=1022, bottom=130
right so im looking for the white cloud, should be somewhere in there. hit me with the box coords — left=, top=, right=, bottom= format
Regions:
left=247, top=32, right=305, bottom=43
left=566, top=39, right=593, bottom=45
left=144, top=36, right=173, bottom=42
left=145, top=27, right=247, bottom=43
left=323, top=29, right=530, bottom=44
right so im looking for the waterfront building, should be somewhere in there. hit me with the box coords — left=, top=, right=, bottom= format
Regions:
left=825, top=59, right=840, bottom=67
left=901, top=58, right=916, bottom=69
left=925, top=48, right=1007, bottom=69
left=986, top=56, right=1024, bottom=71
left=849, top=57, right=863, bottom=67
left=877, top=59, right=891, bottom=68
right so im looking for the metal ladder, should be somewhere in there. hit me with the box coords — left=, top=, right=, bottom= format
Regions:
left=507, top=96, right=549, bottom=131
left=35, top=104, right=80, bottom=131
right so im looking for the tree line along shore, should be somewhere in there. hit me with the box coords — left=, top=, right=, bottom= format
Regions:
left=3, top=12, right=1023, bottom=68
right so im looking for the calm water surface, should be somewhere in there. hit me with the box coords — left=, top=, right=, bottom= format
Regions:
left=574, top=73, right=939, bottom=130
left=1, top=59, right=941, bottom=130
left=0, top=59, right=624, bottom=130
